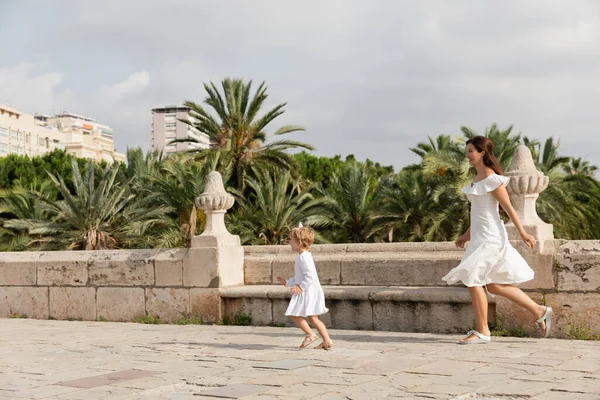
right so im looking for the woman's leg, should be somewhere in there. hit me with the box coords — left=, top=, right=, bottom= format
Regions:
left=307, top=315, right=332, bottom=344
left=486, top=283, right=547, bottom=331
left=462, top=286, right=492, bottom=342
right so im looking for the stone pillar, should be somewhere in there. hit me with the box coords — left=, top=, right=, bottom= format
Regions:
left=185, top=172, right=244, bottom=323
left=504, top=145, right=554, bottom=242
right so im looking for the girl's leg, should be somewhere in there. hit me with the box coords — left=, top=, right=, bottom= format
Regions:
left=307, top=315, right=332, bottom=343
left=462, top=286, right=491, bottom=342
left=288, top=316, right=314, bottom=336
left=289, top=316, right=317, bottom=348
left=486, top=283, right=547, bottom=331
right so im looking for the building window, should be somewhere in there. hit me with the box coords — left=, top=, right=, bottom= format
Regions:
left=39, top=137, right=46, bottom=147
left=0, top=127, right=7, bottom=137
left=165, top=123, right=177, bottom=130
left=11, top=130, right=18, bottom=140
left=11, top=145, right=18, bottom=153
left=0, top=143, right=7, bottom=154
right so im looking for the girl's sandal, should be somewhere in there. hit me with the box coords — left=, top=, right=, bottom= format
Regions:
left=315, top=340, right=333, bottom=350
left=300, top=334, right=318, bottom=348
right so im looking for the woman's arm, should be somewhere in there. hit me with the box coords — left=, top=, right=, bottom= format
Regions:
left=455, top=227, right=471, bottom=248
left=491, top=185, right=536, bottom=248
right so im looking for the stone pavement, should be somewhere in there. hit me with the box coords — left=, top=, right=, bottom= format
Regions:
left=0, top=320, right=598, bottom=400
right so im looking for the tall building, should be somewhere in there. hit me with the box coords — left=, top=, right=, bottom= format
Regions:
left=0, top=104, right=125, bottom=163
left=151, top=106, right=210, bottom=157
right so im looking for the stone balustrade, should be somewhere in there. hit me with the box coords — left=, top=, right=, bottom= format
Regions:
left=0, top=239, right=598, bottom=338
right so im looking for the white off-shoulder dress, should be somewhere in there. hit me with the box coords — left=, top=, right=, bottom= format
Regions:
left=285, top=251, right=329, bottom=317
left=442, top=174, right=535, bottom=287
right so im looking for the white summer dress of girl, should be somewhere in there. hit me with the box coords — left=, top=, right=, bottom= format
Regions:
left=284, top=251, right=329, bottom=317
left=442, top=174, right=535, bottom=288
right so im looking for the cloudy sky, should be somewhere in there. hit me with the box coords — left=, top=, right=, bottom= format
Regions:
left=1, top=0, right=599, bottom=170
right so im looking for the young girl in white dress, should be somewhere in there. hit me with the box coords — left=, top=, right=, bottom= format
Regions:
left=442, top=136, right=553, bottom=344
left=276, top=225, right=333, bottom=350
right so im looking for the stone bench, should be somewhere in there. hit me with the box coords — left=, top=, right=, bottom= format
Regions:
left=220, top=285, right=496, bottom=334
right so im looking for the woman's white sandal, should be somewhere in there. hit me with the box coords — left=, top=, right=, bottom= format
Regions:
left=458, top=330, right=491, bottom=345
left=536, top=306, right=553, bottom=338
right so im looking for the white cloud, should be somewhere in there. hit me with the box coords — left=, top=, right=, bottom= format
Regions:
left=99, top=70, right=150, bottom=99
left=0, top=63, right=71, bottom=114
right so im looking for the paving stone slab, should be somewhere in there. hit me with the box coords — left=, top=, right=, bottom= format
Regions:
left=253, top=359, right=317, bottom=370
left=195, top=384, right=273, bottom=399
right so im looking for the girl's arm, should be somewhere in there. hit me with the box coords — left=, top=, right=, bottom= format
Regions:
left=491, top=185, right=536, bottom=248
left=297, top=255, right=315, bottom=291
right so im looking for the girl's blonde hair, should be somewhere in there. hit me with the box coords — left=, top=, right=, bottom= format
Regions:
left=289, top=226, right=315, bottom=249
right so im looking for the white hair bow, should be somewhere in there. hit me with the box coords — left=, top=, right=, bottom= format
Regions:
left=298, top=222, right=303, bottom=228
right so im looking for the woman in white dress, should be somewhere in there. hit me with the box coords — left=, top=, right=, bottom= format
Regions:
left=442, top=136, right=553, bottom=344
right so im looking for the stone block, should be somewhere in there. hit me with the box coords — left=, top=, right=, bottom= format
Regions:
left=510, top=241, right=555, bottom=290
left=222, top=297, right=272, bottom=326
left=373, top=299, right=483, bottom=333
left=184, top=247, right=218, bottom=287
left=0, top=287, right=48, bottom=319
left=544, top=293, right=600, bottom=339
left=310, top=244, right=349, bottom=253
left=0, top=252, right=37, bottom=285
left=88, top=250, right=157, bottom=286
left=341, top=253, right=460, bottom=286
left=96, top=288, right=145, bottom=322
left=556, top=242, right=600, bottom=291
left=49, top=287, right=96, bottom=321
left=145, top=288, right=189, bottom=322
left=244, top=256, right=273, bottom=285
left=313, top=254, right=341, bottom=285
left=272, top=299, right=296, bottom=327
left=271, top=255, right=296, bottom=284
left=346, top=242, right=462, bottom=253
left=218, top=246, right=244, bottom=287
left=37, top=251, right=89, bottom=286
left=328, top=299, right=373, bottom=330
left=190, top=288, right=221, bottom=323
left=243, top=245, right=281, bottom=255
left=154, top=248, right=186, bottom=287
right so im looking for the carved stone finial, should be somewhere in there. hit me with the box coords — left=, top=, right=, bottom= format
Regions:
left=193, top=171, right=238, bottom=246
left=504, top=145, right=554, bottom=241
left=195, top=171, right=235, bottom=212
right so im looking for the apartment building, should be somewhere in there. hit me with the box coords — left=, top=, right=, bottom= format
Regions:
left=46, top=112, right=125, bottom=163
left=151, top=106, right=210, bottom=157
left=0, top=104, right=125, bottom=163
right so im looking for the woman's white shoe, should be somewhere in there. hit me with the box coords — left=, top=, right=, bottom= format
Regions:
left=458, top=330, right=491, bottom=345
left=536, top=306, right=553, bottom=338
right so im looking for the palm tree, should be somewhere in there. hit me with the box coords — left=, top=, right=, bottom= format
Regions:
left=0, top=179, right=55, bottom=251
left=410, top=134, right=461, bottom=158
left=564, top=157, right=598, bottom=177
left=5, top=160, right=173, bottom=250
left=320, top=161, right=381, bottom=243
left=172, top=78, right=313, bottom=191
left=530, top=137, right=570, bottom=174
left=142, top=153, right=219, bottom=248
left=461, top=124, right=521, bottom=168
left=229, top=170, right=331, bottom=245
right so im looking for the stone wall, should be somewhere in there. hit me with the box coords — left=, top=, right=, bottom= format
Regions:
left=499, top=240, right=600, bottom=338
left=1, top=240, right=598, bottom=339
left=0, top=249, right=221, bottom=323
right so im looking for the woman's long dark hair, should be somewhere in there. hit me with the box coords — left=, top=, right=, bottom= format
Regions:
left=466, top=136, right=504, bottom=175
